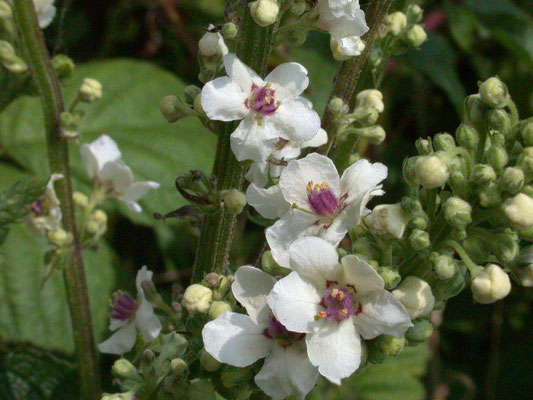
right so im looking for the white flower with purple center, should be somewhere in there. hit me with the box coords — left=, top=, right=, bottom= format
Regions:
left=80, top=135, right=159, bottom=212
left=201, top=54, right=321, bottom=162
left=267, top=237, right=412, bottom=384
left=202, top=266, right=318, bottom=399
left=29, top=173, right=63, bottom=233
left=262, top=152, right=387, bottom=267
left=98, top=267, right=162, bottom=355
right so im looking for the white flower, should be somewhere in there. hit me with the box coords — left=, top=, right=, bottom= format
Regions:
left=264, top=153, right=387, bottom=267
left=517, top=246, right=533, bottom=287
left=330, top=35, right=365, bottom=60
left=365, top=203, right=409, bottom=239
left=471, top=264, right=511, bottom=304
left=33, top=0, right=56, bottom=28
left=29, top=173, right=63, bottom=232
left=201, top=54, right=321, bottom=162
left=98, top=267, right=162, bottom=354
left=267, top=237, right=412, bottom=383
left=392, top=276, right=435, bottom=319
left=80, top=135, right=160, bottom=212
left=315, top=0, right=369, bottom=48
left=198, top=24, right=228, bottom=57
left=203, top=266, right=318, bottom=399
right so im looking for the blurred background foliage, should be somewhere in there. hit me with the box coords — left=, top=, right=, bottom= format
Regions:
left=0, top=0, right=532, bottom=399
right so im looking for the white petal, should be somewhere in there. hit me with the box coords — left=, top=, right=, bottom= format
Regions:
left=202, top=312, right=272, bottom=367
left=341, top=159, right=388, bottom=205
left=271, top=99, right=321, bottom=143
left=230, top=118, right=279, bottom=162
left=135, top=299, right=162, bottom=342
left=245, top=162, right=269, bottom=187
left=100, top=161, right=134, bottom=193
left=80, top=135, right=122, bottom=178
left=318, top=2, right=369, bottom=40
left=353, top=291, right=412, bottom=340
left=255, top=343, right=319, bottom=400
left=267, top=272, right=321, bottom=333
left=98, top=323, right=137, bottom=355
left=109, top=317, right=128, bottom=331
left=320, top=216, right=348, bottom=246
left=341, top=255, right=384, bottom=296
left=274, top=141, right=302, bottom=161
left=119, top=181, right=159, bottom=203
left=125, top=201, right=142, bottom=213
left=266, top=209, right=319, bottom=267
left=279, top=153, right=341, bottom=210
left=246, top=184, right=290, bottom=220
left=288, top=237, right=340, bottom=287
left=201, top=76, right=248, bottom=122
left=223, top=53, right=262, bottom=92
left=135, top=266, right=153, bottom=295
left=265, top=62, right=309, bottom=100
left=306, top=319, right=361, bottom=384
left=232, top=266, right=276, bottom=324
left=338, top=36, right=365, bottom=56
left=299, top=128, right=328, bottom=149
left=37, top=5, right=56, bottom=28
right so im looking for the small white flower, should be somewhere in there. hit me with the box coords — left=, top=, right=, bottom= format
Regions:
left=98, top=267, right=162, bottom=355
left=471, top=264, right=511, bottom=304
left=29, top=173, right=63, bottom=232
left=263, top=152, right=387, bottom=267
left=80, top=135, right=160, bottom=212
left=392, top=276, right=435, bottom=319
left=203, top=266, right=318, bottom=399
left=517, top=246, right=533, bottom=287
left=267, top=237, right=412, bottom=383
left=201, top=54, right=321, bottom=162
left=198, top=24, right=228, bottom=57
left=33, top=0, right=56, bottom=28
left=315, top=0, right=369, bottom=49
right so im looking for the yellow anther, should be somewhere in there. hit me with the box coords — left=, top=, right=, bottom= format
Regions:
left=331, top=288, right=340, bottom=297
left=265, top=82, right=272, bottom=88
left=321, top=182, right=329, bottom=190
left=336, top=291, right=346, bottom=301
left=318, top=311, right=327, bottom=318
left=338, top=309, right=348, bottom=317
left=276, top=100, right=282, bottom=106
left=307, top=181, right=314, bottom=195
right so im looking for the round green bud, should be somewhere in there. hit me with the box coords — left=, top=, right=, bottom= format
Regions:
left=405, top=319, right=433, bottom=344
left=328, top=97, right=347, bottom=115
left=221, top=365, right=253, bottom=389
left=288, top=29, right=308, bottom=46
left=479, top=77, right=509, bottom=108
left=184, top=85, right=201, bottom=105
left=384, top=11, right=407, bottom=36
left=250, top=0, right=279, bottom=27
left=415, top=155, right=449, bottom=188
left=433, top=133, right=456, bottom=152
left=464, top=94, right=486, bottom=128
left=433, top=254, right=457, bottom=280
left=401, top=197, right=423, bottom=216
left=47, top=229, right=73, bottom=247
left=487, top=145, right=508, bottom=171
left=406, top=24, right=427, bottom=47
left=356, top=125, right=386, bottom=145
left=170, top=358, right=188, bottom=376
left=444, top=196, right=472, bottom=229
left=499, top=167, right=524, bottom=194
left=182, top=284, right=212, bottom=313
left=518, top=147, right=533, bottom=178
left=487, top=109, right=512, bottom=136
left=0, top=1, right=13, bottom=19
left=221, top=23, right=238, bottom=39
left=0, top=40, right=27, bottom=73
left=406, top=4, right=423, bottom=24
left=51, top=55, right=75, bottom=80
left=411, top=216, right=428, bottom=230
left=186, top=379, right=216, bottom=400
left=409, top=229, right=431, bottom=250
left=378, top=266, right=401, bottom=290
left=208, top=301, right=231, bottom=320
left=160, top=95, right=189, bottom=123
left=520, top=118, right=533, bottom=146
left=112, top=358, right=141, bottom=381
left=478, top=182, right=502, bottom=208
left=456, top=123, right=479, bottom=150
left=73, top=191, right=89, bottom=208
left=222, top=189, right=247, bottom=215
left=288, top=0, right=307, bottom=16
left=199, top=349, right=222, bottom=372
left=193, top=93, right=204, bottom=115
left=471, top=164, right=496, bottom=188
left=490, top=231, right=519, bottom=264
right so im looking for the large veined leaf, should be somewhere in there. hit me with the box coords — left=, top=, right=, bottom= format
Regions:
left=309, top=344, right=430, bottom=400
left=0, top=59, right=216, bottom=227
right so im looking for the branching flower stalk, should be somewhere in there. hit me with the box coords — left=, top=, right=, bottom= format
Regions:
left=11, top=0, right=101, bottom=398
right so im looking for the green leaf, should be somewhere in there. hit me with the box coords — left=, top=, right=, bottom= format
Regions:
left=0, top=224, right=119, bottom=353
left=309, top=344, right=430, bottom=400
left=0, top=176, right=48, bottom=227
left=0, top=343, right=78, bottom=400
left=0, top=59, right=216, bottom=227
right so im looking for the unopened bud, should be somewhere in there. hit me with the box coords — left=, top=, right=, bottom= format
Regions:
left=0, top=40, right=27, bottom=73
left=222, top=189, right=246, bottom=215
left=208, top=301, right=231, bottom=320
left=405, top=319, right=433, bottom=344
left=503, top=193, right=533, bottom=231
left=415, top=155, right=449, bottom=188
left=199, top=349, right=222, bottom=372
left=182, top=284, right=212, bottom=313
left=487, top=145, right=508, bottom=171
left=471, top=164, right=496, bottom=188
left=170, top=358, right=188, bottom=376
left=392, top=276, right=435, bottom=319
left=184, top=85, right=201, bottom=105
left=487, top=109, right=512, bottom=135
left=499, top=167, right=524, bottom=194
left=479, top=77, right=509, bottom=109
left=73, top=191, right=89, bottom=208
left=433, top=253, right=456, bottom=280
left=78, top=78, right=102, bottom=103
left=213, top=275, right=230, bottom=300
left=411, top=216, right=428, bottom=230
left=378, top=266, right=401, bottom=290
left=401, top=197, right=423, bottom=216
left=204, top=272, right=220, bottom=287
left=51, top=54, right=75, bottom=79
left=199, top=26, right=228, bottom=58
left=471, top=264, right=511, bottom=304
left=456, top=124, right=479, bottom=150
left=194, top=93, right=204, bottom=115
left=112, top=358, right=141, bottom=381
left=366, top=203, right=409, bottom=239
left=385, top=11, right=407, bottom=36
left=47, top=229, right=73, bottom=247
left=356, top=89, right=384, bottom=113
left=187, top=378, right=216, bottom=400
left=221, top=22, right=238, bottom=39
left=288, top=0, right=307, bottom=16
left=406, top=4, right=423, bottom=24
left=0, top=1, right=12, bottom=20
left=250, top=0, right=279, bottom=27
left=520, top=118, right=533, bottom=146
left=101, top=392, right=135, bottom=400
left=464, top=95, right=486, bottom=128
left=328, top=97, right=347, bottom=115
left=406, top=24, right=427, bottom=47
left=433, top=133, right=455, bottom=152
left=87, top=209, right=107, bottom=236
left=330, top=36, right=365, bottom=60
left=356, top=125, right=386, bottom=145
left=490, top=230, right=519, bottom=264
left=374, top=335, right=406, bottom=357
left=444, top=197, right=472, bottom=229
left=409, top=229, right=430, bottom=250
left=518, top=147, right=533, bottom=179
left=160, top=95, right=191, bottom=123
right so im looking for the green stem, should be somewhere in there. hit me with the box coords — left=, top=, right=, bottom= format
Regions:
left=440, top=240, right=480, bottom=276
left=191, top=3, right=274, bottom=283
left=12, top=1, right=101, bottom=398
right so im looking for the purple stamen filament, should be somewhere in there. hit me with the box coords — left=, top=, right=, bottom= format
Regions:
left=263, top=314, right=304, bottom=347
left=317, top=286, right=358, bottom=322
left=110, top=291, right=138, bottom=321
left=245, top=83, right=281, bottom=119
left=307, top=181, right=341, bottom=217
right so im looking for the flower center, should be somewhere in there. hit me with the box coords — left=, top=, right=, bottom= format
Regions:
left=30, top=197, right=51, bottom=216
left=245, top=83, right=281, bottom=118
left=263, top=313, right=305, bottom=347
left=307, top=181, right=340, bottom=217
left=110, top=291, right=138, bottom=321
left=316, top=284, right=362, bottom=322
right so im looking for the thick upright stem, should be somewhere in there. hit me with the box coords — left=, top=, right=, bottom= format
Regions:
left=12, top=1, right=101, bottom=398
left=191, top=4, right=274, bottom=282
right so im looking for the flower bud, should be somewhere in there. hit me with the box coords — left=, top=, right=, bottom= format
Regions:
left=250, top=0, right=279, bottom=27
left=187, top=378, right=216, bottom=400
left=409, top=229, right=430, bottom=250
left=112, top=358, right=141, bottom=381
left=182, top=284, right=212, bottom=313
left=328, top=97, right=347, bottom=116
left=208, top=301, right=231, bottom=320
left=330, top=36, right=365, bottom=60
left=170, top=358, right=189, bottom=376
left=221, top=366, right=253, bottom=388
left=470, top=164, right=496, bottom=188
left=471, top=264, right=511, bottom=304
left=198, top=26, right=228, bottom=58
left=401, top=197, right=423, bottom=216
left=518, top=147, right=533, bottom=178
left=433, top=254, right=457, bottom=280
left=213, top=275, right=231, bottom=300
left=159, top=95, right=191, bottom=123
left=222, top=189, right=246, bottom=215
left=184, top=85, right=201, bottom=105
left=478, top=77, right=509, bottom=109
left=194, top=93, right=204, bottom=115
left=78, top=78, right=102, bottom=103
left=356, top=125, right=386, bottom=145
left=221, top=22, right=238, bottom=39
left=51, top=54, right=75, bottom=80
left=392, top=276, right=435, bottom=319
left=73, top=191, right=89, bottom=208
left=373, top=335, right=406, bottom=357
left=478, top=182, right=501, bottom=208
left=0, top=1, right=12, bottom=20
left=516, top=265, right=533, bottom=287
left=47, top=229, right=73, bottom=247
left=356, top=89, right=384, bottom=113
left=415, top=155, right=449, bottom=188
left=405, top=319, right=433, bottom=344
left=415, top=138, right=431, bottom=155
left=378, top=266, right=401, bottom=290
left=444, top=197, right=472, bottom=229
left=406, top=4, right=424, bottom=24
left=503, top=193, right=533, bottom=231
left=464, top=95, right=486, bottom=128
left=385, top=11, right=407, bottom=36
left=288, top=0, right=307, bottom=15
left=87, top=209, right=107, bottom=236
left=487, top=145, right=508, bottom=171
left=499, top=167, right=525, bottom=194
left=199, top=349, right=222, bottom=372
left=366, top=203, right=409, bottom=239
left=455, top=124, right=479, bottom=151
left=490, top=230, right=519, bottom=264
left=487, top=109, right=512, bottom=136
left=411, top=216, right=428, bottom=230
left=406, top=24, right=427, bottom=47
left=0, top=40, right=27, bottom=73
left=520, top=118, right=533, bottom=146
left=433, top=133, right=455, bottom=152
left=101, top=392, right=135, bottom=400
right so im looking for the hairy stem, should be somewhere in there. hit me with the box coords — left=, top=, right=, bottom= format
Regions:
left=191, top=3, right=274, bottom=282
left=12, top=1, right=101, bottom=398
